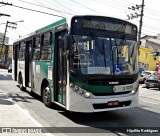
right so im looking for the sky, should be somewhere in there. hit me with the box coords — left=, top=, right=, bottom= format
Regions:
left=0, top=0, right=160, bottom=44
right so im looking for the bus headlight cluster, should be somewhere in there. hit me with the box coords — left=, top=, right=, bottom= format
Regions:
left=131, top=85, right=139, bottom=95
left=69, top=83, right=91, bottom=98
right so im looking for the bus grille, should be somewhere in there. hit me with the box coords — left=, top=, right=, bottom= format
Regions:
left=92, top=91, right=130, bottom=96
left=86, top=79, right=134, bottom=86
left=93, top=101, right=131, bottom=109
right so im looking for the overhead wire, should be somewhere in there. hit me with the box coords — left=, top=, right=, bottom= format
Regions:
left=94, top=0, right=126, bottom=12
left=69, top=0, right=102, bottom=15
left=6, top=3, right=65, bottom=18
left=17, top=0, right=73, bottom=15
left=47, top=0, right=78, bottom=15
left=102, top=0, right=130, bottom=8
left=33, top=0, right=67, bottom=18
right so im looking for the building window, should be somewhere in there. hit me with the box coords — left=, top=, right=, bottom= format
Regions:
left=144, top=53, right=147, bottom=59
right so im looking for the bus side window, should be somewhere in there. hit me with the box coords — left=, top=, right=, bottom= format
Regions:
left=40, top=31, right=52, bottom=61
left=33, top=35, right=40, bottom=60
left=19, top=41, right=25, bottom=61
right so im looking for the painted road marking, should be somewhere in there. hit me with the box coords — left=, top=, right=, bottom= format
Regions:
left=142, top=100, right=158, bottom=105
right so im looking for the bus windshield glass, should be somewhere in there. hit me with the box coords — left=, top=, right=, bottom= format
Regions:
left=70, top=35, right=138, bottom=75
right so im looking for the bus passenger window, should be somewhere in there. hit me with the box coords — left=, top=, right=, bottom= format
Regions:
left=18, top=42, right=25, bottom=61
left=40, top=31, right=52, bottom=61
left=33, top=35, right=40, bottom=60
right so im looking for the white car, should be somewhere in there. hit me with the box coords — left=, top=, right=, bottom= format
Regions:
left=139, top=71, right=157, bottom=83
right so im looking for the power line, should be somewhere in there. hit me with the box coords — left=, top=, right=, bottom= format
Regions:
left=145, top=7, right=160, bottom=15
left=143, top=24, right=160, bottom=32
left=17, top=0, right=73, bottom=15
left=145, top=16, right=160, bottom=22
left=103, top=0, right=130, bottom=8
left=0, top=4, right=5, bottom=7
left=120, top=0, right=135, bottom=5
left=142, top=28, right=157, bottom=34
left=53, top=0, right=79, bottom=15
left=95, top=0, right=126, bottom=12
left=0, top=13, right=10, bottom=17
left=33, top=0, right=64, bottom=17
left=69, top=0, right=101, bottom=15
left=0, top=1, right=65, bottom=18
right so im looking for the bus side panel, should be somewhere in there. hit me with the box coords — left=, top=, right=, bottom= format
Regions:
left=28, top=61, right=32, bottom=87
left=18, top=61, right=25, bottom=87
left=31, top=61, right=41, bottom=95
left=12, top=45, right=18, bottom=81
left=31, top=61, right=36, bottom=91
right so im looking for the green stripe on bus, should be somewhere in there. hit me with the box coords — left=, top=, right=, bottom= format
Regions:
left=69, top=75, right=114, bottom=93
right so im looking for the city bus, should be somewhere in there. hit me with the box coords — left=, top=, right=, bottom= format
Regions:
left=12, top=15, right=139, bottom=112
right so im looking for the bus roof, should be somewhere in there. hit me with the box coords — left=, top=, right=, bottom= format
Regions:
left=14, top=18, right=67, bottom=43
left=36, top=18, right=67, bottom=33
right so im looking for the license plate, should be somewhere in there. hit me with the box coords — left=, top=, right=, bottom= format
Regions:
left=107, top=101, right=119, bottom=106
left=149, top=83, right=154, bottom=86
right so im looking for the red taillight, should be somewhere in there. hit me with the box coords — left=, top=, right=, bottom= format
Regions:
left=158, top=80, right=160, bottom=84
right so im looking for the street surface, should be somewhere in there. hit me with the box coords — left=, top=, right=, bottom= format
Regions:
left=1, top=69, right=160, bottom=136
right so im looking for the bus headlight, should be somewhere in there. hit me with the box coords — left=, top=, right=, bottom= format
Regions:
left=70, top=83, right=91, bottom=98
left=131, top=90, right=136, bottom=94
left=85, top=92, right=91, bottom=98
left=131, top=85, right=139, bottom=95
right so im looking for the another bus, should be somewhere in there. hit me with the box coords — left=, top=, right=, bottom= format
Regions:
left=12, top=15, right=139, bottom=112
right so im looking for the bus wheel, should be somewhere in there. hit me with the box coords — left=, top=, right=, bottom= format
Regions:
left=42, top=86, right=52, bottom=107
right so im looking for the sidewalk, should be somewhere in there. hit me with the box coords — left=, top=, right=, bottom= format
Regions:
left=0, top=89, right=52, bottom=136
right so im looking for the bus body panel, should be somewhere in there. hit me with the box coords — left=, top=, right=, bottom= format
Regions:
left=18, top=61, right=25, bottom=87
left=32, top=61, right=53, bottom=95
left=28, top=61, right=32, bottom=87
left=12, top=44, right=18, bottom=81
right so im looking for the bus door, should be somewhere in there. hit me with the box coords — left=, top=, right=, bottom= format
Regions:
left=13, top=44, right=18, bottom=81
left=25, top=40, right=32, bottom=87
left=54, top=30, right=67, bottom=105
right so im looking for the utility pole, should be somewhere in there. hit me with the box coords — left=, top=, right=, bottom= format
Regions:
left=2, top=21, right=17, bottom=46
left=138, top=0, right=145, bottom=43
left=0, top=21, right=17, bottom=64
left=0, top=12, right=10, bottom=65
left=127, top=0, right=145, bottom=42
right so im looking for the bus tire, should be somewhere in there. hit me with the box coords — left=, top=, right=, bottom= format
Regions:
left=42, top=85, right=52, bottom=107
left=18, top=74, right=25, bottom=91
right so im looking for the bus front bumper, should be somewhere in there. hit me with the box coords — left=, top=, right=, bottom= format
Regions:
left=66, top=89, right=139, bottom=113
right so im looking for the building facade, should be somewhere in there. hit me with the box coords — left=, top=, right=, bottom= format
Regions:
left=0, top=32, right=9, bottom=44
left=139, top=34, right=160, bottom=71
left=139, top=46, right=158, bottom=71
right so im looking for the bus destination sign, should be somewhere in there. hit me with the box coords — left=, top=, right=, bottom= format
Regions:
left=83, top=19, right=135, bottom=34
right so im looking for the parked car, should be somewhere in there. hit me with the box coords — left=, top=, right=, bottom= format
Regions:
left=145, top=75, right=160, bottom=90
left=139, top=71, right=156, bottom=83
left=8, top=64, right=12, bottom=73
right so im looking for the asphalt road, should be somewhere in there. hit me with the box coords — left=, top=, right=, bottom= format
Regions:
left=1, top=69, right=160, bottom=136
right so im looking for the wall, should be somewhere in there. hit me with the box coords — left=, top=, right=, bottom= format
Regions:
left=138, top=46, right=158, bottom=71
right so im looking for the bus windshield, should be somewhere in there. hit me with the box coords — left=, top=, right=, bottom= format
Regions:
left=70, top=34, right=138, bottom=75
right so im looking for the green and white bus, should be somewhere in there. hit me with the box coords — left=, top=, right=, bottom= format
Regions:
left=12, top=15, right=139, bottom=112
